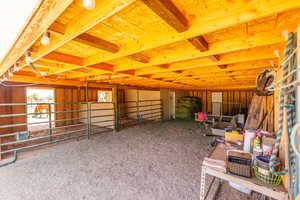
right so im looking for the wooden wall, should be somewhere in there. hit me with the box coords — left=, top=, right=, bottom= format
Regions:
left=0, top=86, right=26, bottom=159
left=188, top=90, right=255, bottom=114
left=55, top=87, right=112, bottom=127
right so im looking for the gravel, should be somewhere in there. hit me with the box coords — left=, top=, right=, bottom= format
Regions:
left=0, top=120, right=247, bottom=200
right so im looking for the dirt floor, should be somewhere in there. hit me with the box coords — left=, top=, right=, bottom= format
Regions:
left=0, top=120, right=248, bottom=200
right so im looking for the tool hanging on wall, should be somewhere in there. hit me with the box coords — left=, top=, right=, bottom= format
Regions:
left=268, top=32, right=298, bottom=199
left=255, top=69, right=275, bottom=96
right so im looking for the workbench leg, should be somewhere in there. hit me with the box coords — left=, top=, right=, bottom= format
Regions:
left=200, top=166, right=207, bottom=200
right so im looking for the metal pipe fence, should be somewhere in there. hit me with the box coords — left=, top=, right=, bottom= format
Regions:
left=0, top=99, right=163, bottom=166
left=118, top=99, right=163, bottom=128
left=0, top=101, right=115, bottom=166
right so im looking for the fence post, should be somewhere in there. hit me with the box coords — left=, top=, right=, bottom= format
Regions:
left=160, top=99, right=163, bottom=121
left=137, top=90, right=140, bottom=122
left=48, top=104, right=53, bottom=142
left=87, top=102, right=91, bottom=139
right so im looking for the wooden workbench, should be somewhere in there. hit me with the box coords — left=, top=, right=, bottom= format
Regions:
left=199, top=143, right=288, bottom=200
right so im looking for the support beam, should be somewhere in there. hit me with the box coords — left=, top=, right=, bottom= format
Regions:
left=84, top=1, right=300, bottom=67
left=43, top=51, right=84, bottom=66
left=73, top=33, right=119, bottom=53
left=188, top=36, right=208, bottom=51
left=127, top=53, right=150, bottom=63
left=50, top=21, right=120, bottom=53
left=68, top=45, right=279, bottom=79
left=208, top=55, right=220, bottom=62
left=18, top=0, right=135, bottom=70
left=88, top=63, right=114, bottom=72
left=0, top=0, right=73, bottom=75
left=158, top=64, right=170, bottom=69
left=111, top=25, right=291, bottom=72
left=135, top=46, right=280, bottom=75
left=141, top=0, right=188, bottom=33
left=218, top=65, right=228, bottom=69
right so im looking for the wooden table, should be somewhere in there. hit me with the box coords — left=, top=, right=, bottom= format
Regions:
left=199, top=144, right=288, bottom=200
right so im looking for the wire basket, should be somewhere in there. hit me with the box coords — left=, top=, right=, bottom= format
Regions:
left=253, top=157, right=282, bottom=186
left=253, top=166, right=282, bottom=186
left=227, top=151, right=252, bottom=178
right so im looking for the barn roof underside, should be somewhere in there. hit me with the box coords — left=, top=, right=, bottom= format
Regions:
left=1, top=0, right=300, bottom=90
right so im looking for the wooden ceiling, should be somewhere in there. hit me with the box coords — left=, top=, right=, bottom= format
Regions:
left=1, top=0, right=300, bottom=90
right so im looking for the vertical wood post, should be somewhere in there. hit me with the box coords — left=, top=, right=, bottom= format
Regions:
left=112, top=87, right=119, bottom=131
left=295, top=25, right=300, bottom=199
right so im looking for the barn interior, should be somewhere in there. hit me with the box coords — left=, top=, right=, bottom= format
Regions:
left=1, top=0, right=300, bottom=199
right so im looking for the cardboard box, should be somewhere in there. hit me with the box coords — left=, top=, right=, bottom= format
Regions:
left=262, top=136, right=276, bottom=146
left=225, top=132, right=244, bottom=143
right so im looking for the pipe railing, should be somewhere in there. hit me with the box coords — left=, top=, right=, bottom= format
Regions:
left=0, top=101, right=115, bottom=163
left=118, top=99, right=163, bottom=128
left=0, top=99, right=162, bottom=166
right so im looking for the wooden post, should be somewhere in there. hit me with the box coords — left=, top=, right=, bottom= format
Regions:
left=112, top=87, right=119, bottom=131
left=295, top=25, right=300, bottom=199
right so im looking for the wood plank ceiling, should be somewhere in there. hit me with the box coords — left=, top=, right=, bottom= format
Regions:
left=1, top=0, right=300, bottom=90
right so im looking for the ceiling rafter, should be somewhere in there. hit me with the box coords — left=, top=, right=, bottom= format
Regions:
left=50, top=21, right=120, bottom=53
left=134, top=46, right=280, bottom=75
left=141, top=0, right=188, bottom=33
left=16, top=0, right=136, bottom=71
left=82, top=0, right=300, bottom=68
left=127, top=53, right=151, bottom=63
left=66, top=44, right=279, bottom=79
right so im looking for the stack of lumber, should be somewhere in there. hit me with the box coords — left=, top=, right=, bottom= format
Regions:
left=244, top=94, right=274, bottom=132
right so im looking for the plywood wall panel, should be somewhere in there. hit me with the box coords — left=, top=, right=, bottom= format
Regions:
left=188, top=90, right=256, bottom=115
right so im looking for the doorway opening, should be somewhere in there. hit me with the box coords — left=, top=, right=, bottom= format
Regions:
left=26, top=88, right=55, bottom=132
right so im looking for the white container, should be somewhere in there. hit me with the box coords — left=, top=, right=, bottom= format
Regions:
left=243, top=129, right=256, bottom=153
left=229, top=182, right=252, bottom=194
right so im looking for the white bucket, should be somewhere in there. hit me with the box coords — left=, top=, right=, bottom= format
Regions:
left=243, top=129, right=256, bottom=153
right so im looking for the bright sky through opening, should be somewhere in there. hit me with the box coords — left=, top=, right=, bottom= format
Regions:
left=0, top=0, right=39, bottom=63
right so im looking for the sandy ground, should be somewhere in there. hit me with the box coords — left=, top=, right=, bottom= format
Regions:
left=0, top=120, right=248, bottom=200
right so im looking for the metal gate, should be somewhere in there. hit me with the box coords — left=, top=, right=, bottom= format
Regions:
left=0, top=101, right=115, bottom=166
left=116, top=99, right=163, bottom=129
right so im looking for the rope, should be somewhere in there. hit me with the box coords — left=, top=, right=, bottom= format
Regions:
left=269, top=33, right=297, bottom=183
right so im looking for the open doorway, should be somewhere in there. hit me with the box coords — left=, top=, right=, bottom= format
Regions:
left=26, top=88, right=55, bottom=132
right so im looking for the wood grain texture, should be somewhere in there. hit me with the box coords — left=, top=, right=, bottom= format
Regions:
left=141, top=0, right=188, bottom=32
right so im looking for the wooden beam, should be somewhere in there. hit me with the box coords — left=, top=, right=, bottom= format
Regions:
left=74, top=33, right=119, bottom=53
left=0, top=0, right=73, bottom=76
left=49, top=21, right=66, bottom=35
left=43, top=51, right=84, bottom=66
left=188, top=36, right=208, bottom=51
left=84, top=1, right=300, bottom=67
left=141, top=0, right=188, bottom=33
left=88, top=63, right=114, bottom=72
left=18, top=0, right=135, bottom=70
left=7, top=75, right=113, bottom=89
left=135, top=46, right=279, bottom=75
left=127, top=53, right=150, bottom=63
left=208, top=55, right=220, bottom=62
left=117, top=70, right=135, bottom=76
left=218, top=65, right=228, bottom=69
left=158, top=64, right=170, bottom=69
left=68, top=45, right=278, bottom=79
left=50, top=21, right=120, bottom=53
